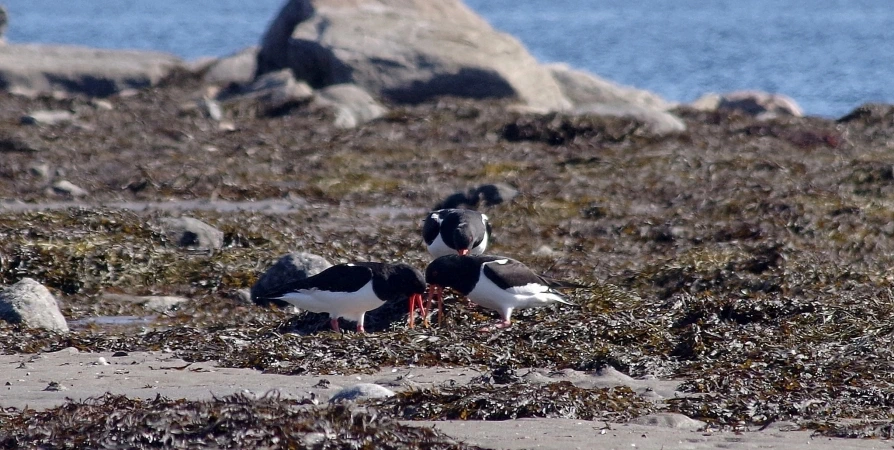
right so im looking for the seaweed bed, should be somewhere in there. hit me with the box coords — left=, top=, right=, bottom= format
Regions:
left=4, top=73, right=894, bottom=443
left=0, top=392, right=484, bottom=449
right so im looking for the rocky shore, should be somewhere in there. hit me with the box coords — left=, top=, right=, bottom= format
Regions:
left=3, top=0, right=894, bottom=448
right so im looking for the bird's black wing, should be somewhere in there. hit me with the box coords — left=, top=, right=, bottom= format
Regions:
left=481, top=258, right=548, bottom=290
left=483, top=258, right=586, bottom=291
left=290, top=264, right=373, bottom=293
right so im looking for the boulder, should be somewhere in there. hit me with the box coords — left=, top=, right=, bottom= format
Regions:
left=203, top=46, right=260, bottom=86
left=690, top=91, right=803, bottom=118
left=313, top=83, right=387, bottom=128
left=158, top=217, right=224, bottom=250
left=257, top=0, right=571, bottom=111
left=547, top=63, right=675, bottom=111
left=547, top=64, right=685, bottom=134
left=220, top=68, right=314, bottom=114
left=0, top=43, right=183, bottom=97
left=0, top=278, right=69, bottom=332
left=251, top=252, right=332, bottom=307
left=0, top=5, right=7, bottom=43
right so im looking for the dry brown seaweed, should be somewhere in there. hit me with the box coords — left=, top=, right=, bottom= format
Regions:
left=0, top=392, right=483, bottom=449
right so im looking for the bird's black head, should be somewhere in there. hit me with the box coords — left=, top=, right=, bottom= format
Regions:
left=388, top=263, right=427, bottom=296
left=425, top=254, right=481, bottom=294
left=451, top=222, right=474, bottom=254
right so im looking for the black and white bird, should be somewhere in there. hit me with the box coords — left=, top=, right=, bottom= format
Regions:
left=278, top=262, right=425, bottom=333
left=424, top=255, right=583, bottom=332
left=422, top=209, right=492, bottom=258
left=416, top=208, right=493, bottom=327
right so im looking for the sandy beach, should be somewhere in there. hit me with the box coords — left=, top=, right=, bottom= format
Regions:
left=2, top=349, right=890, bottom=450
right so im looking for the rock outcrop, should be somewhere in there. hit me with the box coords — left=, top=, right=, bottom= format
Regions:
left=202, top=47, right=260, bottom=86
left=0, top=44, right=183, bottom=97
left=257, top=0, right=570, bottom=111
left=547, top=63, right=685, bottom=134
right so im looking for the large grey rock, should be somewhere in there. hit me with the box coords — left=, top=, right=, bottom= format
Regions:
left=203, top=46, right=260, bottom=85
left=251, top=252, right=332, bottom=307
left=0, top=43, right=183, bottom=97
left=547, top=64, right=685, bottom=135
left=258, top=0, right=571, bottom=111
left=158, top=217, right=224, bottom=250
left=690, top=91, right=803, bottom=119
left=313, top=83, right=387, bottom=128
left=328, top=383, right=395, bottom=403
left=0, top=278, right=69, bottom=332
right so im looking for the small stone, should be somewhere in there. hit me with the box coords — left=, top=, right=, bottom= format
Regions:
left=97, top=357, right=110, bottom=366
left=328, top=383, right=395, bottom=403
left=43, top=381, right=68, bottom=391
left=200, top=97, right=223, bottom=121
left=91, top=99, right=114, bottom=110
left=112, top=351, right=128, bottom=357
left=158, top=217, right=224, bottom=250
left=629, top=413, right=706, bottom=430
left=51, top=180, right=89, bottom=198
left=21, top=110, right=75, bottom=126
left=28, top=163, right=50, bottom=178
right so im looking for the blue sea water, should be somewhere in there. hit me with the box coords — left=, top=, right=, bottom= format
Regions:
left=3, top=0, right=892, bottom=118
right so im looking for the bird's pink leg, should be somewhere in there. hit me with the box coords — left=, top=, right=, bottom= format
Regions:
left=408, top=293, right=425, bottom=329
left=478, top=309, right=513, bottom=332
left=330, top=318, right=341, bottom=333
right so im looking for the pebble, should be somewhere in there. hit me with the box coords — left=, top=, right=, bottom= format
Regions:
left=51, top=180, right=89, bottom=197
left=21, top=110, right=75, bottom=126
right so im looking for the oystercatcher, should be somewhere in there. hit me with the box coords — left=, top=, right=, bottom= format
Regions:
left=422, top=209, right=492, bottom=258
left=279, top=262, right=425, bottom=333
left=424, top=255, right=582, bottom=332
left=414, top=209, right=493, bottom=327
